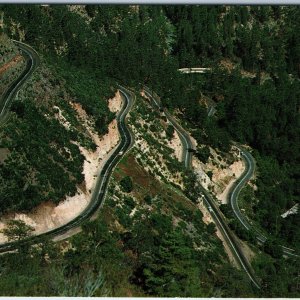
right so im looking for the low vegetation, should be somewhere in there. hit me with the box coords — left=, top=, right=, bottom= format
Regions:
left=0, top=4, right=298, bottom=297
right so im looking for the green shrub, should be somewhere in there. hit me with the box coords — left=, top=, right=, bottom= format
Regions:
left=165, top=125, right=174, bottom=139
left=144, top=195, right=152, bottom=205
left=120, top=176, right=133, bottom=193
left=195, top=146, right=210, bottom=163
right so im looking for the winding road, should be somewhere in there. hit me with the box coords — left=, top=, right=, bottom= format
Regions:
left=0, top=40, right=40, bottom=125
left=0, top=42, right=135, bottom=252
left=143, top=87, right=195, bottom=168
left=1, top=40, right=296, bottom=291
left=143, top=87, right=261, bottom=289
left=229, top=145, right=299, bottom=258
left=180, top=67, right=299, bottom=259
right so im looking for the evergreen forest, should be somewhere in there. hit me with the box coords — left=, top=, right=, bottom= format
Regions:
left=0, top=4, right=299, bottom=297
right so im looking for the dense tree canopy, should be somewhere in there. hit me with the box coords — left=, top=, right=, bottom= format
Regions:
left=0, top=4, right=299, bottom=297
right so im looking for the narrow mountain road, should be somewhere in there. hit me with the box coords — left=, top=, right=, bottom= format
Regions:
left=143, top=87, right=261, bottom=289
left=180, top=66, right=299, bottom=258
left=0, top=40, right=40, bottom=125
left=0, top=43, right=135, bottom=252
left=229, top=145, right=299, bottom=258
left=143, top=87, right=195, bottom=168
left=2, top=40, right=295, bottom=291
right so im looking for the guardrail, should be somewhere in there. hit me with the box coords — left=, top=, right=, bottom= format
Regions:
left=178, top=67, right=212, bottom=74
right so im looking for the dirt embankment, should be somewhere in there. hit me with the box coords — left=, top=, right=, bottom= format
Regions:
left=0, top=55, right=23, bottom=78
left=193, top=146, right=245, bottom=204
left=167, top=130, right=182, bottom=162
left=195, top=146, right=255, bottom=267
left=197, top=200, right=239, bottom=267
left=131, top=90, right=185, bottom=188
left=0, top=91, right=123, bottom=243
left=215, top=160, right=244, bottom=204
left=0, top=52, right=26, bottom=96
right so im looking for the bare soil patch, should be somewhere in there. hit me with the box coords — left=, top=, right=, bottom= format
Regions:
left=167, top=131, right=182, bottom=162
left=0, top=55, right=23, bottom=77
left=0, top=91, right=123, bottom=243
left=197, top=200, right=239, bottom=268
left=215, top=160, right=245, bottom=204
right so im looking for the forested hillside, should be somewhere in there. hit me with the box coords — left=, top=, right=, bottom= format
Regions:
left=0, top=4, right=299, bottom=297
left=0, top=35, right=25, bottom=95
left=161, top=6, right=300, bottom=251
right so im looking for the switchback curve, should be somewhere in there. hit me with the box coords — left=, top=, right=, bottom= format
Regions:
left=143, top=86, right=261, bottom=289
left=0, top=43, right=135, bottom=253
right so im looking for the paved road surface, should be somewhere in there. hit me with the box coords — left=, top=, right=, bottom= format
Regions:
left=143, top=86, right=261, bottom=289
left=0, top=43, right=135, bottom=252
left=229, top=145, right=299, bottom=258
